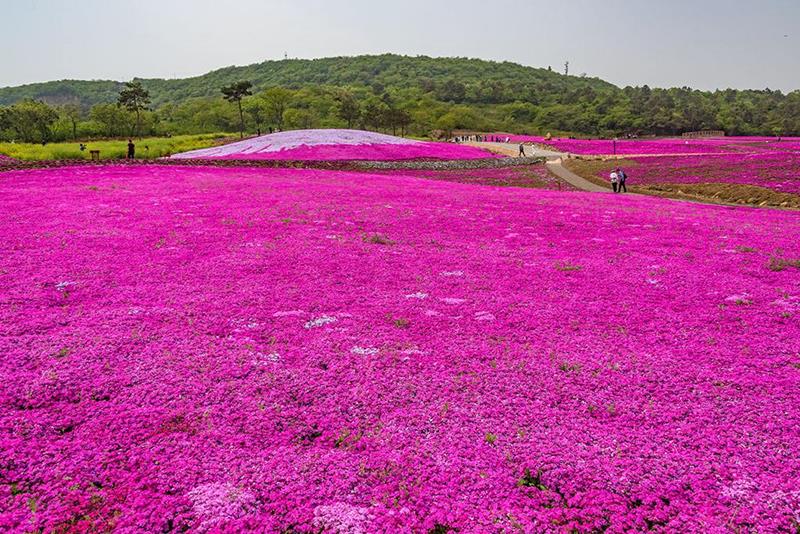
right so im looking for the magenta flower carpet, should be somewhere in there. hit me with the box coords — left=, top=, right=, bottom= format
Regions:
left=609, top=152, right=800, bottom=194
left=1, top=165, right=799, bottom=532
left=171, top=129, right=497, bottom=161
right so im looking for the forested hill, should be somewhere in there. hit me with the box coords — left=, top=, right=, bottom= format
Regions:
left=1, top=54, right=799, bottom=137
left=0, top=54, right=612, bottom=107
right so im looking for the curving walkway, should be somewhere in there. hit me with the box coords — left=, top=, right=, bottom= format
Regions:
left=546, top=158, right=611, bottom=192
left=467, top=141, right=565, bottom=159
left=466, top=141, right=611, bottom=192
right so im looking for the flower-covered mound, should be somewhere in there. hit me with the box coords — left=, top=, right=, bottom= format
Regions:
left=171, top=129, right=498, bottom=161
left=1, top=165, right=800, bottom=532
left=501, top=134, right=800, bottom=156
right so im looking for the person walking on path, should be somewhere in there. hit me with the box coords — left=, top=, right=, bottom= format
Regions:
left=127, top=139, right=136, bottom=160
left=617, top=168, right=628, bottom=193
left=519, top=143, right=526, bottom=157
left=610, top=169, right=619, bottom=193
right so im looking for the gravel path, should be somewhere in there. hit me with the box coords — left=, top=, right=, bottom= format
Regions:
left=546, top=158, right=611, bottom=192
left=468, top=141, right=565, bottom=159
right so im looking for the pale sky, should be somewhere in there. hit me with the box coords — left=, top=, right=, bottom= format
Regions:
left=2, top=0, right=799, bottom=91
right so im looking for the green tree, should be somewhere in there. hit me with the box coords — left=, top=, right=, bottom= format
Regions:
left=117, top=81, right=151, bottom=137
left=90, top=103, right=133, bottom=137
left=221, top=81, right=253, bottom=138
left=59, top=103, right=82, bottom=140
left=244, top=96, right=269, bottom=135
left=283, top=108, right=318, bottom=130
left=337, top=91, right=361, bottom=128
left=5, top=100, right=59, bottom=143
left=262, top=87, right=292, bottom=131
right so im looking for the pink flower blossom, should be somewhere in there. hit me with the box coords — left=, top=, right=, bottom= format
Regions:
left=1, top=164, right=799, bottom=532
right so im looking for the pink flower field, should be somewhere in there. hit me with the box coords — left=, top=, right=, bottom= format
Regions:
left=614, top=152, right=800, bottom=194
left=2, top=165, right=800, bottom=532
left=369, top=164, right=575, bottom=190
left=501, top=134, right=800, bottom=156
left=172, top=129, right=498, bottom=161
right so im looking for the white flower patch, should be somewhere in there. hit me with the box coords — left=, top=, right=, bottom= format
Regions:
left=405, top=292, right=428, bottom=300
left=273, top=310, right=306, bottom=318
left=304, top=315, right=337, bottom=329
left=475, top=311, right=496, bottom=322
left=172, top=129, right=422, bottom=159
left=771, top=296, right=799, bottom=310
left=440, top=298, right=466, bottom=305
left=55, top=281, right=75, bottom=292
left=351, top=346, right=379, bottom=355
left=725, top=294, right=751, bottom=303
left=254, top=352, right=281, bottom=366
left=424, top=310, right=441, bottom=317
left=313, top=502, right=371, bottom=534
left=646, top=279, right=660, bottom=285
left=440, top=271, right=464, bottom=277
left=188, top=482, right=256, bottom=532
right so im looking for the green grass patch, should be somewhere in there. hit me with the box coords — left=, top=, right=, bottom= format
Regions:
left=0, top=133, right=234, bottom=161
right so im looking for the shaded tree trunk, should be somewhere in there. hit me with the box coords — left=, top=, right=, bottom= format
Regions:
left=238, top=101, right=245, bottom=138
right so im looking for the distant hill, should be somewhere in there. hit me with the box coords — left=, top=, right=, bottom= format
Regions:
left=0, top=54, right=614, bottom=108
left=2, top=55, right=798, bottom=137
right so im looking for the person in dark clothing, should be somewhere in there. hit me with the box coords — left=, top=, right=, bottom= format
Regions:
left=618, top=168, right=628, bottom=193
left=519, top=144, right=526, bottom=157
left=127, top=140, right=135, bottom=160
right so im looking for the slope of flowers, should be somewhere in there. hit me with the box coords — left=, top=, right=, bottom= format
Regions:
left=613, top=152, right=800, bottom=194
left=369, top=163, right=575, bottom=190
left=501, top=134, right=800, bottom=156
left=172, top=129, right=497, bottom=161
left=1, top=165, right=800, bottom=532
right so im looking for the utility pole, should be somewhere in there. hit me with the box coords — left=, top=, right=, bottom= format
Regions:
left=564, top=61, right=570, bottom=76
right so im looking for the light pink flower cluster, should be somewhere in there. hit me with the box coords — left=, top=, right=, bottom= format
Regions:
left=172, top=129, right=498, bottom=161
left=1, top=165, right=799, bottom=532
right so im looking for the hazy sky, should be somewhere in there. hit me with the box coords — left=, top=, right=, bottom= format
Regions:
left=2, top=0, right=799, bottom=91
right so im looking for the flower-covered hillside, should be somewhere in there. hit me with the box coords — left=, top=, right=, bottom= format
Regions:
left=1, top=165, right=799, bottom=532
left=171, top=129, right=497, bottom=161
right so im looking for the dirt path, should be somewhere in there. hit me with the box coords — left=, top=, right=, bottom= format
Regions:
left=546, top=158, right=611, bottom=192
left=467, top=141, right=610, bottom=193
left=467, top=142, right=565, bottom=159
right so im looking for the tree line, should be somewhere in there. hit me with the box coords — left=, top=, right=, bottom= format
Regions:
left=2, top=67, right=800, bottom=143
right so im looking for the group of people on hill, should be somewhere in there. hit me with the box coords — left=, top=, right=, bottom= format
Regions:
left=610, top=167, right=628, bottom=193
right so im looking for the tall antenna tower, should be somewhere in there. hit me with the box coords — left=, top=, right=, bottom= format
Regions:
left=284, top=52, right=288, bottom=60
left=564, top=61, right=570, bottom=76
